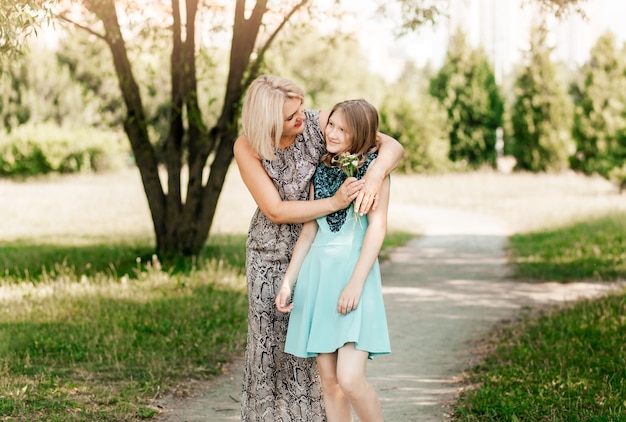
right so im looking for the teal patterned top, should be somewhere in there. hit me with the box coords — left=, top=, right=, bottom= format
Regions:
left=312, top=152, right=378, bottom=232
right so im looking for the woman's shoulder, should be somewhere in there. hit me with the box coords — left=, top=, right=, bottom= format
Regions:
left=317, top=110, right=329, bottom=131
left=301, top=110, right=325, bottom=154
left=233, top=134, right=259, bottom=160
left=304, top=109, right=320, bottom=128
left=233, top=134, right=249, bottom=153
left=304, top=109, right=330, bottom=131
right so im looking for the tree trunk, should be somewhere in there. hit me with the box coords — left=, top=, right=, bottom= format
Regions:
left=83, top=0, right=301, bottom=257
left=86, top=0, right=167, bottom=249
left=163, top=0, right=268, bottom=255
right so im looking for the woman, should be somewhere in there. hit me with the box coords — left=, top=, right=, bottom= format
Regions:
left=233, top=75, right=403, bottom=421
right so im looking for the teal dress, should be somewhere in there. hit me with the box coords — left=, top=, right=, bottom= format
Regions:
left=285, top=153, right=391, bottom=358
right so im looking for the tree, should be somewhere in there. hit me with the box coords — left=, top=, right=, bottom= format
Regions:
left=570, top=31, right=626, bottom=178
left=0, top=42, right=107, bottom=131
left=525, top=0, right=588, bottom=17
left=430, top=31, right=504, bottom=168
left=56, top=0, right=333, bottom=257
left=55, top=30, right=127, bottom=129
left=510, top=24, right=573, bottom=172
left=382, top=0, right=589, bottom=33
left=379, top=61, right=450, bottom=174
left=0, top=0, right=53, bottom=59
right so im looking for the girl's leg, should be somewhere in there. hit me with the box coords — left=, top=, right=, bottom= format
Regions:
left=336, top=343, right=384, bottom=422
left=316, top=353, right=353, bottom=422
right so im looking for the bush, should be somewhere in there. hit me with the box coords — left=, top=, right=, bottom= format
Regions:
left=380, top=93, right=451, bottom=174
left=0, top=122, right=130, bottom=177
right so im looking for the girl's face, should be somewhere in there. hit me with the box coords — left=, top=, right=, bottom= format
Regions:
left=325, top=109, right=352, bottom=155
left=282, top=97, right=306, bottom=138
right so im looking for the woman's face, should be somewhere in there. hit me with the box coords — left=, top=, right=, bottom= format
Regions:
left=324, top=109, right=352, bottom=155
left=282, top=97, right=305, bottom=138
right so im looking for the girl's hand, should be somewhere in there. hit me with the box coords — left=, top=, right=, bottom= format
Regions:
left=275, top=282, right=294, bottom=313
left=337, top=282, right=363, bottom=315
left=354, top=159, right=384, bottom=215
left=332, top=177, right=363, bottom=210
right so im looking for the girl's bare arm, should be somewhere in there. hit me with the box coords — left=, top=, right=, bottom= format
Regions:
left=275, top=185, right=319, bottom=313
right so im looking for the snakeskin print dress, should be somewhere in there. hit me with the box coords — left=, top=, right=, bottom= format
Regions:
left=241, top=110, right=327, bottom=421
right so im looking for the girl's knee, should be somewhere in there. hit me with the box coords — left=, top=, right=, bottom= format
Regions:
left=336, top=372, right=367, bottom=397
left=318, top=366, right=340, bottom=392
left=319, top=371, right=339, bottom=389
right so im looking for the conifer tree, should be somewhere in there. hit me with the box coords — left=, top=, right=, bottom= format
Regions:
left=510, top=24, right=573, bottom=172
left=430, top=31, right=504, bottom=168
left=570, top=31, right=626, bottom=177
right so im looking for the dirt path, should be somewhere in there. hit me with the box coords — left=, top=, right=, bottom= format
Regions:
left=153, top=204, right=620, bottom=421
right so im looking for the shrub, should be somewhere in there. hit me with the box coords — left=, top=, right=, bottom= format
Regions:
left=380, top=93, right=451, bottom=174
left=0, top=122, right=130, bottom=177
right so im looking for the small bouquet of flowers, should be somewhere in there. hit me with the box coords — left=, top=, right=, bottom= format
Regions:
left=332, top=152, right=361, bottom=220
left=332, top=152, right=359, bottom=178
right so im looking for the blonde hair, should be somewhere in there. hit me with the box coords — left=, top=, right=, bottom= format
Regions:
left=321, top=99, right=379, bottom=168
left=241, top=74, right=305, bottom=160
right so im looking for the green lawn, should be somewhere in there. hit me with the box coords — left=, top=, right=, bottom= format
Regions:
left=508, top=213, right=626, bottom=282
left=454, top=212, right=626, bottom=421
left=0, top=236, right=249, bottom=421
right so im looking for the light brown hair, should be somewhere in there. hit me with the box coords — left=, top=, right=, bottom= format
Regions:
left=321, top=99, right=379, bottom=168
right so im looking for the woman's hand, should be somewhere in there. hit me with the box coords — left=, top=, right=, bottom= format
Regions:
left=332, top=177, right=363, bottom=210
left=337, top=281, right=363, bottom=316
left=354, top=159, right=384, bottom=215
left=275, top=282, right=294, bottom=313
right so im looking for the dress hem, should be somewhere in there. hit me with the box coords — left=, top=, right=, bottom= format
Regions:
left=286, top=343, right=391, bottom=359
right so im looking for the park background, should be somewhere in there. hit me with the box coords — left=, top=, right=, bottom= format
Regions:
left=1, top=0, right=626, bottom=420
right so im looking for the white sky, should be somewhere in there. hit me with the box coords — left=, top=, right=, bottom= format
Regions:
left=39, top=0, right=626, bottom=85
left=338, top=0, right=626, bottom=83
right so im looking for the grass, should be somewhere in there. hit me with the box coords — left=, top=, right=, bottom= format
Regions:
left=508, top=212, right=626, bottom=282
left=454, top=212, right=626, bottom=421
left=0, top=231, right=249, bottom=281
left=0, top=238, right=249, bottom=421
left=454, top=292, right=626, bottom=421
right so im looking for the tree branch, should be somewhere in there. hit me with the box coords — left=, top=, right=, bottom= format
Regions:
left=245, top=0, right=310, bottom=88
left=522, top=0, right=588, bottom=18
left=164, top=0, right=184, bottom=210
left=55, top=13, right=106, bottom=40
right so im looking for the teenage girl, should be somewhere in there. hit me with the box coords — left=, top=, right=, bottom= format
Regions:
left=276, top=99, right=391, bottom=422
